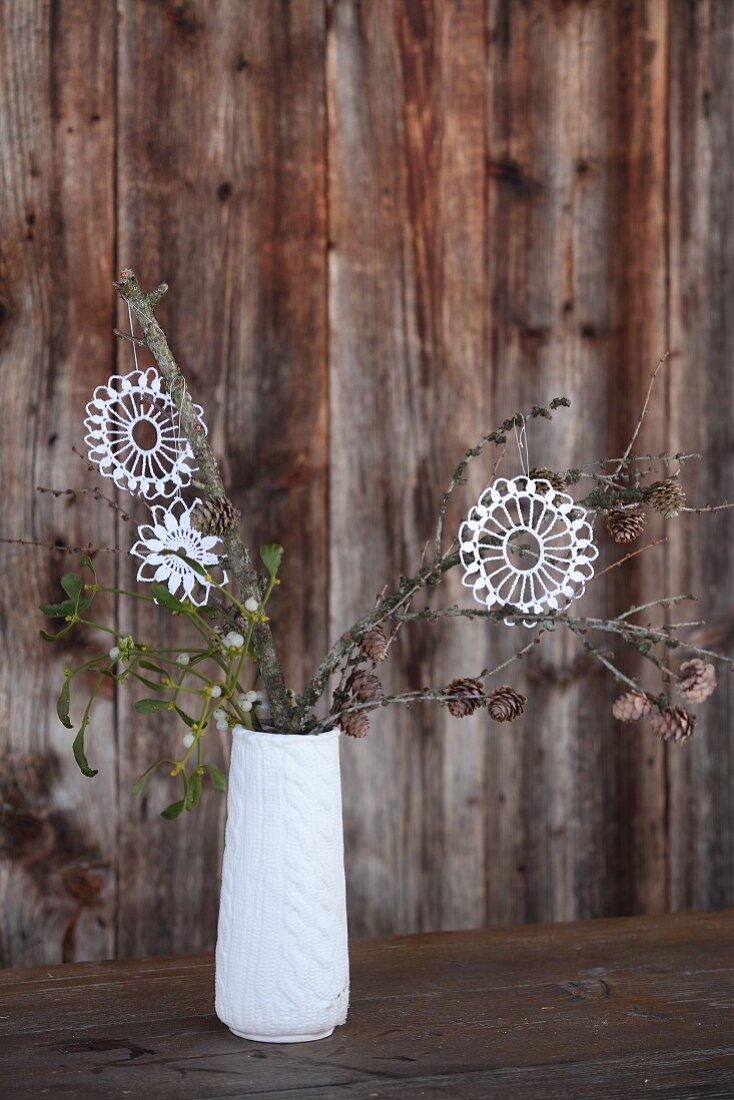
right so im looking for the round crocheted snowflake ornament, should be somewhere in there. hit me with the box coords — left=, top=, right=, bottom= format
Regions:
left=130, top=498, right=226, bottom=606
left=459, top=476, right=598, bottom=626
left=84, top=367, right=206, bottom=499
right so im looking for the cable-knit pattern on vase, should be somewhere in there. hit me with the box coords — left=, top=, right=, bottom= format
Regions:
left=215, top=728, right=349, bottom=1042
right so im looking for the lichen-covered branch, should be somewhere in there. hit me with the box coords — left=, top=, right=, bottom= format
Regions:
left=114, top=269, right=292, bottom=729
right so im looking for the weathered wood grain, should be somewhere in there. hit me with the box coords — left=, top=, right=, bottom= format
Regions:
left=0, top=0, right=732, bottom=966
left=485, top=0, right=621, bottom=927
left=667, top=1, right=734, bottom=914
left=328, top=0, right=489, bottom=935
left=1, top=910, right=733, bottom=1098
left=0, top=0, right=117, bottom=966
left=115, top=0, right=328, bottom=956
left=605, top=0, right=671, bottom=919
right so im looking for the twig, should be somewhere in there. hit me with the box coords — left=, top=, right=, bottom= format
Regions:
left=617, top=594, right=695, bottom=621
left=36, top=484, right=130, bottom=522
left=574, top=451, right=700, bottom=473
left=323, top=676, right=501, bottom=729
left=0, top=537, right=121, bottom=554
left=681, top=501, right=734, bottom=515
left=432, top=400, right=569, bottom=562
left=614, top=350, right=672, bottom=477
left=325, top=629, right=544, bottom=732
left=72, top=445, right=96, bottom=472
left=594, top=537, right=667, bottom=579
left=113, top=328, right=146, bottom=347
left=433, top=438, right=500, bottom=562
left=564, top=623, right=642, bottom=693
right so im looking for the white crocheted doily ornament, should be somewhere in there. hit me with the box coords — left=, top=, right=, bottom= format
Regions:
left=84, top=367, right=205, bottom=499
left=130, top=498, right=226, bottom=606
left=459, top=476, right=598, bottom=626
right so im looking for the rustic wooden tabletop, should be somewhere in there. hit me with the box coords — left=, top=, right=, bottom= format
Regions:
left=0, top=909, right=731, bottom=1098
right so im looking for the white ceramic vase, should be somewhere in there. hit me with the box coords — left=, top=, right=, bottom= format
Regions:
left=215, top=727, right=349, bottom=1043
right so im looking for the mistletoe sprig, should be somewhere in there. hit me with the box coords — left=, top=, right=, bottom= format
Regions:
left=41, top=543, right=283, bottom=817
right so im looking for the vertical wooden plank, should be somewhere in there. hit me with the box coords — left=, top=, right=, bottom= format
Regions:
left=329, top=0, right=488, bottom=936
left=485, top=0, right=674, bottom=925
left=606, top=0, right=670, bottom=916
left=485, top=0, right=622, bottom=926
left=668, top=2, right=734, bottom=912
left=116, top=0, right=327, bottom=956
left=0, top=1, right=117, bottom=965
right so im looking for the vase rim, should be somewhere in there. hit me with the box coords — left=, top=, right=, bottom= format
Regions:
left=232, top=726, right=340, bottom=745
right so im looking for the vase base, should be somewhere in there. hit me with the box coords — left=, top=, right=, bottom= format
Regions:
left=229, top=1026, right=335, bottom=1044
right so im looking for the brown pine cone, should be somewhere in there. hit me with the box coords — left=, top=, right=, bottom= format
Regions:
left=650, top=705, right=696, bottom=743
left=347, top=669, right=384, bottom=703
left=487, top=685, right=526, bottom=723
left=606, top=506, right=646, bottom=544
left=612, top=690, right=652, bottom=722
left=648, top=476, right=685, bottom=518
left=444, top=677, right=485, bottom=718
left=360, top=624, right=389, bottom=662
left=677, top=659, right=717, bottom=703
left=341, top=710, right=370, bottom=739
left=529, top=467, right=567, bottom=493
left=191, top=495, right=240, bottom=536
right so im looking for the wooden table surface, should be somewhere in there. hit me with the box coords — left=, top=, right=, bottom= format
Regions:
left=1, top=909, right=732, bottom=1099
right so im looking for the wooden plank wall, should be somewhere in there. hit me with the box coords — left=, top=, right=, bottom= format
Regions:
left=0, top=0, right=731, bottom=966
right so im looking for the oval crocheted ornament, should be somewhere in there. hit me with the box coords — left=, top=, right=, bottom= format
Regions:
left=459, top=476, right=598, bottom=626
left=84, top=367, right=205, bottom=499
left=130, top=497, right=226, bottom=607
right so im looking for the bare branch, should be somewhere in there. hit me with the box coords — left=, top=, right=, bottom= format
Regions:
left=565, top=623, right=642, bottom=694
left=617, top=594, right=695, bottom=621
left=594, top=537, right=667, bottom=579
left=614, top=350, right=672, bottom=477
left=681, top=501, right=734, bottom=515
left=433, top=438, right=507, bottom=561
left=36, top=484, right=130, bottom=522
left=0, top=536, right=121, bottom=554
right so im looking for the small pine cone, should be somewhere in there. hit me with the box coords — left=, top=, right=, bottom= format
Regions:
left=191, top=495, right=240, bottom=536
left=651, top=705, right=696, bottom=743
left=360, top=624, right=389, bottom=662
left=677, top=658, right=717, bottom=703
left=612, top=690, right=652, bottom=722
left=529, top=467, right=567, bottom=493
left=648, top=476, right=685, bottom=519
left=341, top=709, right=369, bottom=739
left=347, top=669, right=384, bottom=703
left=487, top=685, right=526, bottom=723
left=444, top=677, right=485, bottom=718
left=606, top=506, right=646, bottom=545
